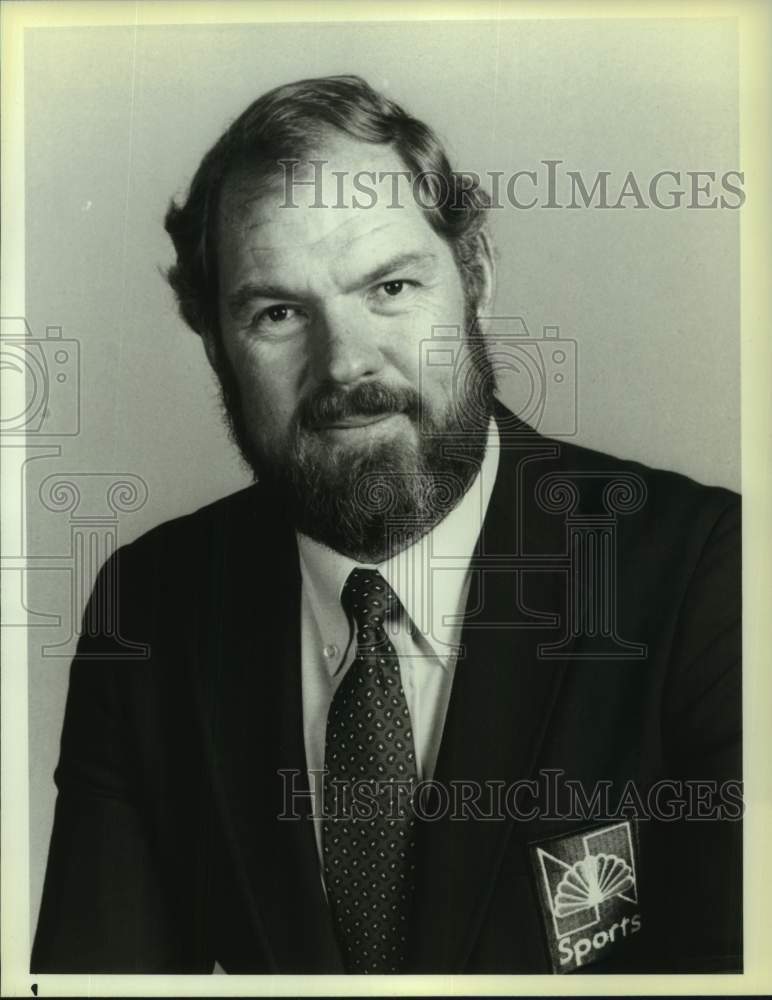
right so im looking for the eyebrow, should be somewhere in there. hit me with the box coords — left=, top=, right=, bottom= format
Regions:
left=226, top=250, right=438, bottom=321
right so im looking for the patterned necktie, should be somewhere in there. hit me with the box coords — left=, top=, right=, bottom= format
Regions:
left=323, top=567, right=418, bottom=974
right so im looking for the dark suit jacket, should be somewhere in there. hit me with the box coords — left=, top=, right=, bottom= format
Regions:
left=32, top=402, right=742, bottom=974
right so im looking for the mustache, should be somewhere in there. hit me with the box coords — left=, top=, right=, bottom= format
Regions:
left=298, top=381, right=420, bottom=430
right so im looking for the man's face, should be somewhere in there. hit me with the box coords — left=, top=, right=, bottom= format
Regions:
left=212, top=135, right=493, bottom=560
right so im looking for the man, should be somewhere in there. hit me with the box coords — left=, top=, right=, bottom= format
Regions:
left=32, top=76, right=741, bottom=975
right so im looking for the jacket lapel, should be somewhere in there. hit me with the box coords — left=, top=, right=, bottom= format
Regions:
left=408, top=409, right=575, bottom=972
left=192, top=490, right=344, bottom=972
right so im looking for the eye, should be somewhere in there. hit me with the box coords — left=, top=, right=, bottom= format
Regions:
left=249, top=303, right=303, bottom=334
left=381, top=279, right=406, bottom=297
left=263, top=304, right=295, bottom=323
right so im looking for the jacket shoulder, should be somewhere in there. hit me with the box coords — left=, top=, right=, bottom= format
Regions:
left=493, top=398, right=739, bottom=514
left=499, top=420, right=739, bottom=532
left=106, top=482, right=283, bottom=577
left=551, top=436, right=739, bottom=545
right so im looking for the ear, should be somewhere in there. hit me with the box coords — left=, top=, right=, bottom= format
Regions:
left=473, top=229, right=496, bottom=318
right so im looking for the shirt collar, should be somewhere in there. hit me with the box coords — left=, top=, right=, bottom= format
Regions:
left=296, top=418, right=500, bottom=675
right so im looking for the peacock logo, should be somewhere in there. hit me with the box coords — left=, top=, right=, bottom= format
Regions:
left=553, top=851, right=635, bottom=917
left=531, top=821, right=641, bottom=972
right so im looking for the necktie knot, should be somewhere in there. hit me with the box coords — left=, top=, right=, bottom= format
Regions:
left=341, top=567, right=398, bottom=632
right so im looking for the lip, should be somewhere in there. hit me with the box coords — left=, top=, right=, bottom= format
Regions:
left=320, top=412, right=402, bottom=431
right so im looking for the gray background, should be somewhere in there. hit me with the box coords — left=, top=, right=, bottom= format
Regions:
left=24, top=18, right=740, bottom=937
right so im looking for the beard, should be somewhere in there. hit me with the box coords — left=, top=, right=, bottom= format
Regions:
left=212, top=315, right=497, bottom=563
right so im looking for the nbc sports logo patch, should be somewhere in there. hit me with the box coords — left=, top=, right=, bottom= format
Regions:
left=529, top=821, right=641, bottom=972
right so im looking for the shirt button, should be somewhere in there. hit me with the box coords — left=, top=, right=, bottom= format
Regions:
left=323, top=644, right=339, bottom=659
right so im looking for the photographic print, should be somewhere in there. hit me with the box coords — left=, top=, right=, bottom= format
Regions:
left=2, top=1, right=770, bottom=996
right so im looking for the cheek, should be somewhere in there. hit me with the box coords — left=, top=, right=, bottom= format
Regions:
left=427, top=360, right=458, bottom=406
left=227, top=343, right=300, bottom=430
left=411, top=290, right=469, bottom=401
left=391, top=290, right=466, bottom=384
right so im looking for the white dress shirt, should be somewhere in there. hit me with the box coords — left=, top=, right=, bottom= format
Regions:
left=296, top=419, right=500, bottom=862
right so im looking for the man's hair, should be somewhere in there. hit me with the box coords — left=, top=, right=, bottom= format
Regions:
left=164, top=74, right=491, bottom=342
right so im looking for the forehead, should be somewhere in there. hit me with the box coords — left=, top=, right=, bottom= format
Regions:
left=216, top=136, right=449, bottom=283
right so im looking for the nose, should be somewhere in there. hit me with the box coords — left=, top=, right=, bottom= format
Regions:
left=314, top=308, right=385, bottom=386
